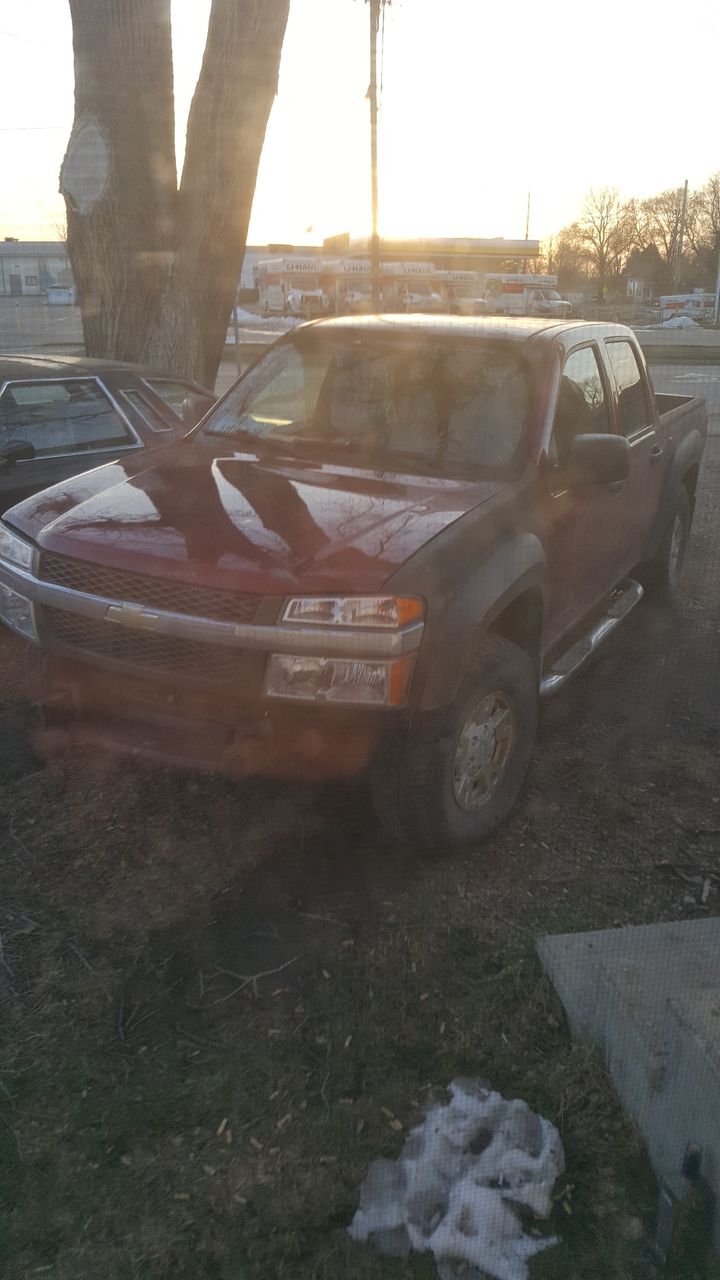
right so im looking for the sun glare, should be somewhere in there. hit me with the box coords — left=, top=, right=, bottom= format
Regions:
left=2, top=0, right=720, bottom=243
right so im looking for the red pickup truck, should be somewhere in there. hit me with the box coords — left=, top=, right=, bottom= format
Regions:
left=0, top=317, right=707, bottom=849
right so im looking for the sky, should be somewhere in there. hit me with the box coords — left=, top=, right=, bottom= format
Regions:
left=1, top=0, right=720, bottom=247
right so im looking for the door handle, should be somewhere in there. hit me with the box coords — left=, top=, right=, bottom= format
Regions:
left=607, top=480, right=625, bottom=495
left=650, top=445, right=664, bottom=466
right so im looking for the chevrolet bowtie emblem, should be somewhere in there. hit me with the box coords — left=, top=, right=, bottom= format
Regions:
left=105, top=602, right=161, bottom=630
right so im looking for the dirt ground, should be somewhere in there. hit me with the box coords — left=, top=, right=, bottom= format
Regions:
left=1, top=434, right=719, bottom=1279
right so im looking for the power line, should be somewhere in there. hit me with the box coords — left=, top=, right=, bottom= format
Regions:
left=0, top=126, right=66, bottom=133
left=368, top=0, right=381, bottom=309
left=0, top=28, right=54, bottom=50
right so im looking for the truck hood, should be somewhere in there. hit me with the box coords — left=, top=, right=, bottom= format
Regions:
left=6, top=445, right=505, bottom=594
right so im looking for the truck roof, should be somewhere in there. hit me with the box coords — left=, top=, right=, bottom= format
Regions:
left=298, top=314, right=633, bottom=345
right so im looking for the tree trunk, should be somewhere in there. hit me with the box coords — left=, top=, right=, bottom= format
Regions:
left=61, top=0, right=290, bottom=390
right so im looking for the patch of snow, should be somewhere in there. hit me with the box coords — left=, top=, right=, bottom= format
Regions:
left=232, top=308, right=302, bottom=330
left=349, top=1078, right=564, bottom=1280
left=662, top=315, right=698, bottom=328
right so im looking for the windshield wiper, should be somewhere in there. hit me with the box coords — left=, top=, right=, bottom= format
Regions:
left=255, top=433, right=371, bottom=453
left=202, top=424, right=307, bottom=448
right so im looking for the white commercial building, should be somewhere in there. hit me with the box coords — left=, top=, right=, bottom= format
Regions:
left=0, top=240, right=72, bottom=297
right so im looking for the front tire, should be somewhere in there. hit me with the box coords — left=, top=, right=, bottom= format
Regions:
left=371, top=635, right=538, bottom=852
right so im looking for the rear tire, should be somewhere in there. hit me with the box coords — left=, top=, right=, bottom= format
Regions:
left=370, top=635, right=538, bottom=853
left=639, top=485, right=691, bottom=605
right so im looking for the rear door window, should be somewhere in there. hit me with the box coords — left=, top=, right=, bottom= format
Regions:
left=605, top=341, right=652, bottom=437
left=0, top=378, right=136, bottom=457
left=142, top=378, right=198, bottom=415
left=119, top=387, right=176, bottom=432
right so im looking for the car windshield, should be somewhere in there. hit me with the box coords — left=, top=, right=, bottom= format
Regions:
left=200, top=332, right=529, bottom=473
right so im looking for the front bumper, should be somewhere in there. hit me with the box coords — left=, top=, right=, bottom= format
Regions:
left=36, top=656, right=383, bottom=779
left=0, top=554, right=421, bottom=780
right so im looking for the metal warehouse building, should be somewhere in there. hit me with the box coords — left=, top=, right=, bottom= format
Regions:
left=0, top=240, right=73, bottom=297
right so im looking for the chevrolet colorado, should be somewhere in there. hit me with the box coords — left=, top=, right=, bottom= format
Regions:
left=0, top=316, right=707, bottom=848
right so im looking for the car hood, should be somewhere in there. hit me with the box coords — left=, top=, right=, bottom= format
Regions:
left=6, top=444, right=506, bottom=594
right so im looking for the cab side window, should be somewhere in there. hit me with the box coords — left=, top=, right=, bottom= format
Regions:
left=605, top=341, right=651, bottom=437
left=552, top=346, right=611, bottom=467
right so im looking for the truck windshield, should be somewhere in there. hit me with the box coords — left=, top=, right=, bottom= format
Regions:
left=201, top=333, right=529, bottom=472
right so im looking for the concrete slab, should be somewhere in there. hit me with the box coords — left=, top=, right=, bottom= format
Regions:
left=538, top=918, right=720, bottom=1243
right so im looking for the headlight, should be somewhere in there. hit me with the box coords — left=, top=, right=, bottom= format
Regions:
left=264, top=653, right=415, bottom=706
left=0, top=581, right=37, bottom=641
left=0, top=525, right=35, bottom=572
left=282, top=596, right=424, bottom=629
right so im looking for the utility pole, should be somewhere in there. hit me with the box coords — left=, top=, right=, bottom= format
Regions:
left=523, top=191, right=531, bottom=272
left=232, top=284, right=242, bottom=376
left=368, top=0, right=381, bottom=310
left=673, top=178, right=689, bottom=293
left=707, top=234, right=712, bottom=327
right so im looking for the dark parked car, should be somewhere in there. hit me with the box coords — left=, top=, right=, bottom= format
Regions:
left=0, top=318, right=707, bottom=849
left=0, top=355, right=215, bottom=510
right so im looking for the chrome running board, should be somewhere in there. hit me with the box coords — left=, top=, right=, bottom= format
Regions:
left=540, top=578, right=644, bottom=698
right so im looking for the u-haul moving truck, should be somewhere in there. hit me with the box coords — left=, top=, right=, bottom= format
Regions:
left=659, top=291, right=715, bottom=323
left=484, top=274, right=572, bottom=318
left=435, top=270, right=486, bottom=314
left=258, top=258, right=323, bottom=315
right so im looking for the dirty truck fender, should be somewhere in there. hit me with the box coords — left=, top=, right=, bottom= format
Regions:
left=387, top=531, right=548, bottom=712
left=644, top=425, right=705, bottom=561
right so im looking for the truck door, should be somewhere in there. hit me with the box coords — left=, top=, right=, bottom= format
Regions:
left=604, top=338, right=665, bottom=572
left=544, top=343, right=627, bottom=646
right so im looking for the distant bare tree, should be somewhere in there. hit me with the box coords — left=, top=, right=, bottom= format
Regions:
left=701, top=172, right=720, bottom=245
left=641, top=188, right=681, bottom=263
left=539, top=236, right=556, bottom=274
left=60, top=0, right=290, bottom=388
left=575, top=188, right=633, bottom=293
left=687, top=172, right=720, bottom=285
left=543, top=225, right=588, bottom=291
left=620, top=197, right=652, bottom=253
left=640, top=186, right=701, bottom=290
left=546, top=171, right=720, bottom=296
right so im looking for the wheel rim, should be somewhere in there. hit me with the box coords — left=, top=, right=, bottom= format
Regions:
left=668, top=511, right=686, bottom=587
left=452, top=692, right=516, bottom=811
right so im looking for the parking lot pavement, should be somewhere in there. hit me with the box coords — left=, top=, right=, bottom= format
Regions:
left=0, top=295, right=82, bottom=352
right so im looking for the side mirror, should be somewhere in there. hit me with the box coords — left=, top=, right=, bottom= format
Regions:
left=181, top=392, right=213, bottom=429
left=0, top=439, right=35, bottom=468
left=562, top=433, right=630, bottom=486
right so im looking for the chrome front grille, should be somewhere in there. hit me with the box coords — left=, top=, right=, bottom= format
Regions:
left=39, top=552, right=261, bottom=625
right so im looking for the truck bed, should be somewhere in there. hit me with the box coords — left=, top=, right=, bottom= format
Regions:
left=655, top=391, right=704, bottom=418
